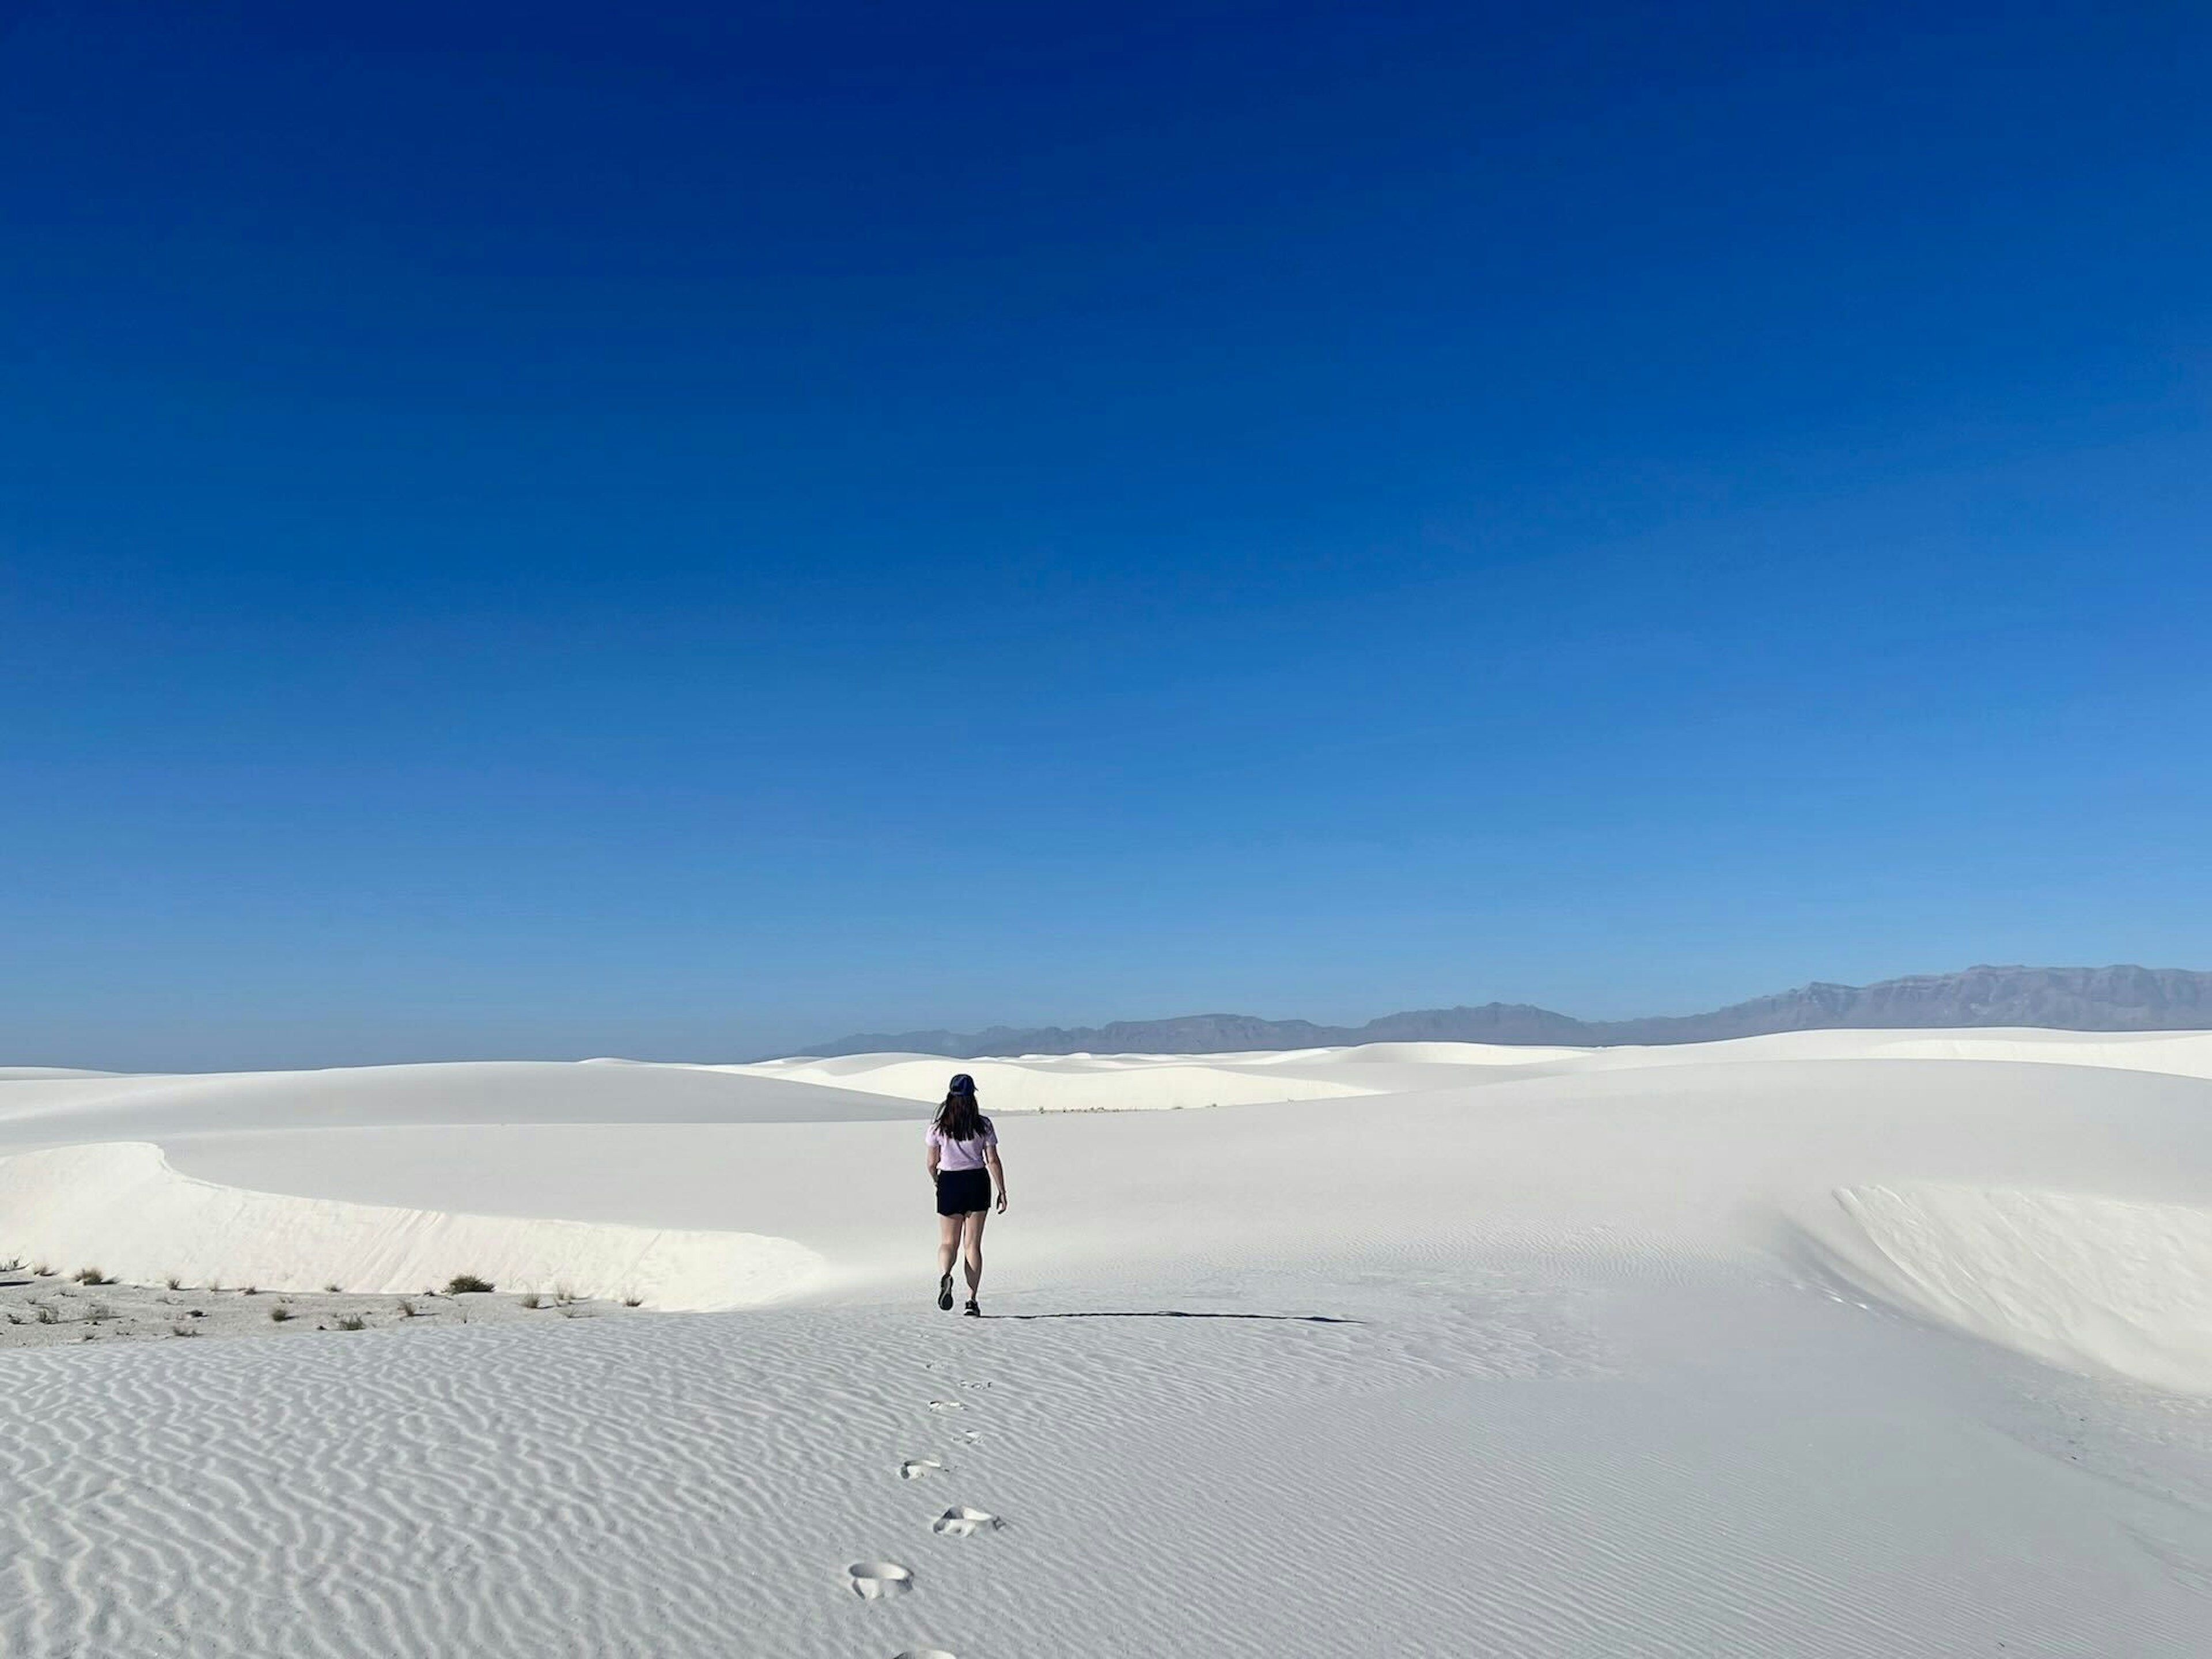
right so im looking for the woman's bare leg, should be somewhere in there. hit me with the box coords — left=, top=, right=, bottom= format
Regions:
left=961, top=1209, right=988, bottom=1296
left=936, top=1211, right=961, bottom=1280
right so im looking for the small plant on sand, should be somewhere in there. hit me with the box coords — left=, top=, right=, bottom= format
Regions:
left=334, top=1314, right=367, bottom=1331
left=620, top=1294, right=643, bottom=1308
left=268, top=1304, right=292, bottom=1323
left=0, top=1257, right=21, bottom=1272
left=32, top=1263, right=53, bottom=1277
left=85, top=1302, right=116, bottom=1323
left=553, top=1283, right=579, bottom=1306
left=165, top=1275, right=183, bottom=1291
left=241, top=1285, right=259, bottom=1297
left=519, top=1292, right=543, bottom=1310
left=396, top=1299, right=418, bottom=1319
left=445, top=1274, right=494, bottom=1295
left=324, top=1282, right=342, bottom=1294
left=34, top=1305, right=59, bottom=1325
left=73, top=1267, right=111, bottom=1285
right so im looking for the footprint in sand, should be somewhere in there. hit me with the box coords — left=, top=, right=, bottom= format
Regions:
left=959, top=1430, right=983, bottom=1444
left=899, top=1459, right=946, bottom=1480
left=846, top=1562, right=914, bottom=1600
left=959, top=1380, right=991, bottom=1391
left=927, top=1399, right=966, bottom=1414
left=931, top=1506, right=1002, bottom=1537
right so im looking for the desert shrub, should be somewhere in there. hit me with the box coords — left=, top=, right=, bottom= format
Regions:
left=241, top=1286, right=259, bottom=1297
left=34, top=1305, right=58, bottom=1325
left=520, top=1292, right=542, bottom=1309
left=334, top=1314, right=366, bottom=1331
left=165, top=1275, right=183, bottom=1291
left=396, top=1300, right=417, bottom=1319
left=553, top=1283, right=579, bottom=1305
left=324, top=1282, right=342, bottom=1294
left=73, top=1267, right=109, bottom=1285
left=445, top=1274, right=494, bottom=1295
left=268, top=1305, right=292, bottom=1323
left=620, top=1294, right=643, bottom=1308
left=31, top=1263, right=52, bottom=1277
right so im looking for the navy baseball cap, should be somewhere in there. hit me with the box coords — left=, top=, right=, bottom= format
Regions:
left=948, top=1073, right=976, bottom=1093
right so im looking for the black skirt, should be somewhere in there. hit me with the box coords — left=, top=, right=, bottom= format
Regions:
left=935, top=1166, right=992, bottom=1216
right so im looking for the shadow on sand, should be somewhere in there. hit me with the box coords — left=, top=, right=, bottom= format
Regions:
left=986, top=1310, right=1362, bottom=1324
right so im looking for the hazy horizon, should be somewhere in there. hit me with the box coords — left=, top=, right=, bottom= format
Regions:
left=14, top=960, right=2211, bottom=1074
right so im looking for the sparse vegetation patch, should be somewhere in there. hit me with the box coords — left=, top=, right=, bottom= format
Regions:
left=0, top=1268, right=638, bottom=1349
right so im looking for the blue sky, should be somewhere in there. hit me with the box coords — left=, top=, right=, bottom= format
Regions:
left=3, top=1, right=2207, bottom=1068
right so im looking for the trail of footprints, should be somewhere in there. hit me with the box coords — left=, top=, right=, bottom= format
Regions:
left=843, top=1353, right=1012, bottom=1656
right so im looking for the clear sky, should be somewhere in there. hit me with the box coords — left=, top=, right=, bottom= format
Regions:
left=3, top=1, right=2207, bottom=1069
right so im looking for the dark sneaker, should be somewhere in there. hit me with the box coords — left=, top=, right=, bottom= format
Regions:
left=937, top=1274, right=955, bottom=1312
left=963, top=1300, right=980, bottom=1318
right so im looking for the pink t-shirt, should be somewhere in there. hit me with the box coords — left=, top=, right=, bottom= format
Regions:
left=928, top=1119, right=997, bottom=1172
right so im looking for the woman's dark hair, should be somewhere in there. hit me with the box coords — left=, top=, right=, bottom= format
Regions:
left=934, top=1090, right=990, bottom=1142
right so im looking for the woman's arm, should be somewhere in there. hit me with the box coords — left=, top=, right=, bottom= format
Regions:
left=985, top=1146, right=1008, bottom=1213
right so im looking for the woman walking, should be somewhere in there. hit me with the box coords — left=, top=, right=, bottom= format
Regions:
left=927, top=1073, right=1007, bottom=1316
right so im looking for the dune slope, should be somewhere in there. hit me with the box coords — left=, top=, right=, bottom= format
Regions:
left=0, top=1142, right=820, bottom=1310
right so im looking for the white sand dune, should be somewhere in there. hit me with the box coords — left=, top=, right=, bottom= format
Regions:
left=1554, top=1025, right=2212, bottom=1080
left=1828, top=1181, right=2212, bottom=1393
left=726, top=1050, right=1380, bottom=1109
left=0, top=1142, right=820, bottom=1310
left=0, top=1057, right=922, bottom=1143
left=3, top=1030, right=2211, bottom=1656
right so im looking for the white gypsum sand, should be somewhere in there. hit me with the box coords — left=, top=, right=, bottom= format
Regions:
left=0, top=1142, right=819, bottom=1312
left=1, top=1031, right=2209, bottom=1656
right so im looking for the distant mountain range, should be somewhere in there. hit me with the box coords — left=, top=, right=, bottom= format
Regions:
left=792, top=964, right=2212, bottom=1058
